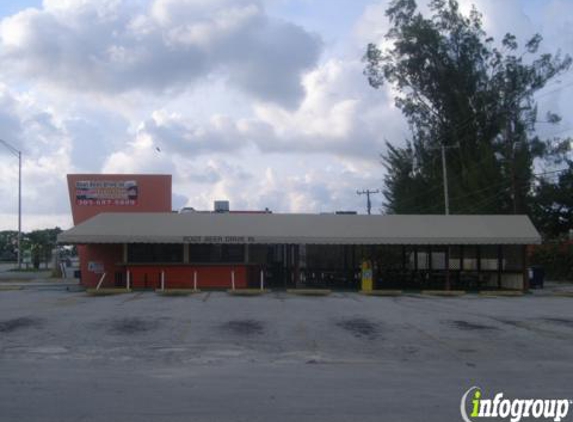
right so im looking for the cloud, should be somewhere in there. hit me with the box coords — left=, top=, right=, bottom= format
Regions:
left=0, top=85, right=76, bottom=230
left=0, top=0, right=322, bottom=107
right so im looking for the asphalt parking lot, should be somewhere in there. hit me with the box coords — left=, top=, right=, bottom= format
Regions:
left=1, top=289, right=572, bottom=421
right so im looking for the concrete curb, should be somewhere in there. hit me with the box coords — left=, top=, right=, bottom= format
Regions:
left=421, top=290, right=466, bottom=297
left=0, top=286, right=23, bottom=291
left=227, top=289, right=271, bottom=296
left=360, top=290, right=402, bottom=296
left=479, top=290, right=524, bottom=297
left=86, top=288, right=131, bottom=296
left=286, top=289, right=331, bottom=296
left=551, top=291, right=573, bottom=297
left=156, top=289, right=201, bottom=296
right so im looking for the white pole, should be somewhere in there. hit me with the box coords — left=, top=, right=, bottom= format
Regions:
left=0, top=139, right=22, bottom=269
left=260, top=269, right=264, bottom=291
left=441, top=144, right=450, bottom=215
left=96, top=272, right=107, bottom=291
left=231, top=269, right=235, bottom=290
left=193, top=270, right=197, bottom=291
left=17, top=151, right=21, bottom=269
left=161, top=270, right=165, bottom=291
left=126, top=270, right=131, bottom=290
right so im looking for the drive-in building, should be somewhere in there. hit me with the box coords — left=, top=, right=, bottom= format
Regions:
left=59, top=174, right=541, bottom=291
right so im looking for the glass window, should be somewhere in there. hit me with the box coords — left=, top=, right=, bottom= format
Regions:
left=189, top=244, right=245, bottom=263
left=128, top=244, right=183, bottom=263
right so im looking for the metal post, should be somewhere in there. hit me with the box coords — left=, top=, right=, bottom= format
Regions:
left=231, top=269, right=235, bottom=290
left=260, top=269, right=264, bottom=291
left=0, top=139, right=22, bottom=269
left=357, top=189, right=380, bottom=215
left=161, top=270, right=165, bottom=291
left=193, top=270, right=197, bottom=291
left=96, top=273, right=107, bottom=291
left=441, top=145, right=449, bottom=215
left=522, top=245, right=529, bottom=292
left=126, top=270, right=131, bottom=290
left=17, top=151, right=22, bottom=269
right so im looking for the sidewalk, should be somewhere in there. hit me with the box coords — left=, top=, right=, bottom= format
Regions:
left=0, top=265, right=80, bottom=289
left=529, top=280, right=573, bottom=296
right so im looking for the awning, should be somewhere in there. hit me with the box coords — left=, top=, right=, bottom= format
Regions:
left=57, top=212, right=541, bottom=245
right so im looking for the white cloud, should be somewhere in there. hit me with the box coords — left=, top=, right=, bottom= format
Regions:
left=0, top=85, right=76, bottom=230
left=0, top=0, right=322, bottom=107
left=1, top=0, right=572, bottom=233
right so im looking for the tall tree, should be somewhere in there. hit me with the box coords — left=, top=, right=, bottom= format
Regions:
left=531, top=159, right=573, bottom=239
left=364, top=0, right=571, bottom=215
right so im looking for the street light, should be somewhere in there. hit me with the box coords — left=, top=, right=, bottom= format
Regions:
left=0, top=139, right=22, bottom=269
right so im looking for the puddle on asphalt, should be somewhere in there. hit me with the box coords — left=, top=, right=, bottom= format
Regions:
left=219, top=319, right=264, bottom=336
left=108, top=318, right=158, bottom=335
left=543, top=318, right=573, bottom=328
left=450, top=320, right=498, bottom=331
left=335, top=318, right=379, bottom=340
left=0, top=317, right=43, bottom=333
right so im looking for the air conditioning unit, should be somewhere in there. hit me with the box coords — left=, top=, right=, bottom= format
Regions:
left=214, top=200, right=230, bottom=213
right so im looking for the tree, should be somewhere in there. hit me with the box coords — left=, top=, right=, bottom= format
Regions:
left=0, top=231, right=18, bottom=261
left=364, top=0, right=571, bottom=215
left=531, top=159, right=573, bottom=239
left=23, top=228, right=62, bottom=269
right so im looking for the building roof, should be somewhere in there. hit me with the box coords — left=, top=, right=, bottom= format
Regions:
left=57, top=213, right=541, bottom=245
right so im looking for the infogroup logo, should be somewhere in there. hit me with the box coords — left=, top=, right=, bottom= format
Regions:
left=461, top=386, right=572, bottom=422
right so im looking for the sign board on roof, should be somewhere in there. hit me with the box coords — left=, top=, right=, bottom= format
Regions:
left=75, top=180, right=138, bottom=206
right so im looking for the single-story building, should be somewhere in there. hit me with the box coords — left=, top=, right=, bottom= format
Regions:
left=58, top=211, right=541, bottom=291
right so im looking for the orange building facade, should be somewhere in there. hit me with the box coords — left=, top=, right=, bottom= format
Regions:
left=66, top=174, right=251, bottom=289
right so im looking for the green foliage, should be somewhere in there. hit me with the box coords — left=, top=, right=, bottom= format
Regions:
left=364, top=0, right=572, bottom=219
left=531, top=160, right=573, bottom=239
left=0, top=228, right=63, bottom=268
left=0, top=230, right=18, bottom=261
left=23, top=228, right=62, bottom=269
left=530, top=241, right=573, bottom=281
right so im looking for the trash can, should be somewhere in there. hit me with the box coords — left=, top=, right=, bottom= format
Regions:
left=528, top=266, right=545, bottom=289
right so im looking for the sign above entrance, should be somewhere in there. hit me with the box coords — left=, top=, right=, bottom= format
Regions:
left=183, top=236, right=256, bottom=243
left=75, top=180, right=138, bottom=206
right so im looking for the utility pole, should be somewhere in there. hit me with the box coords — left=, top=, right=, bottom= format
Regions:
left=0, top=139, right=22, bottom=269
left=357, top=189, right=380, bottom=215
left=441, top=145, right=449, bottom=215
left=432, top=143, right=460, bottom=215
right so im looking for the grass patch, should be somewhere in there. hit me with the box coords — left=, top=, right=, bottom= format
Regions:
left=156, top=289, right=201, bottom=296
left=286, top=289, right=331, bottom=296
left=227, top=289, right=270, bottom=296
left=421, top=290, right=466, bottom=297
left=0, top=286, right=23, bottom=291
left=479, top=290, right=524, bottom=297
left=360, top=290, right=402, bottom=296
left=86, top=288, right=131, bottom=296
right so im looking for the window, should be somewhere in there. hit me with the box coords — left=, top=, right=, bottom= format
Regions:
left=188, top=244, right=245, bottom=263
left=127, top=244, right=183, bottom=263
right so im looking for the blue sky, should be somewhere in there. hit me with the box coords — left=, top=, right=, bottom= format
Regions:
left=0, top=0, right=571, bottom=230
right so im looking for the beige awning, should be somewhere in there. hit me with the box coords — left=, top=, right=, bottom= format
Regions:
left=57, top=212, right=541, bottom=245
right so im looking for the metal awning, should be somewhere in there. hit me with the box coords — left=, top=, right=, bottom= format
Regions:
left=57, top=213, right=541, bottom=245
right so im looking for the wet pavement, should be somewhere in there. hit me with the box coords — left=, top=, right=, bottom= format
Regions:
left=0, top=289, right=572, bottom=421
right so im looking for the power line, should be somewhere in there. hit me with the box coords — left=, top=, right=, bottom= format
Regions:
left=394, top=167, right=569, bottom=215
left=357, top=189, right=380, bottom=215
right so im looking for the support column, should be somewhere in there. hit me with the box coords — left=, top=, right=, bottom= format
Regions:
left=183, top=244, right=189, bottom=264
left=294, top=245, right=300, bottom=287
left=445, top=246, right=451, bottom=291
left=123, top=244, right=128, bottom=263
left=497, top=246, right=503, bottom=289
left=522, top=245, right=529, bottom=292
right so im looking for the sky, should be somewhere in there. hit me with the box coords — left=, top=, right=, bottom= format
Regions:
left=0, top=0, right=572, bottom=231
